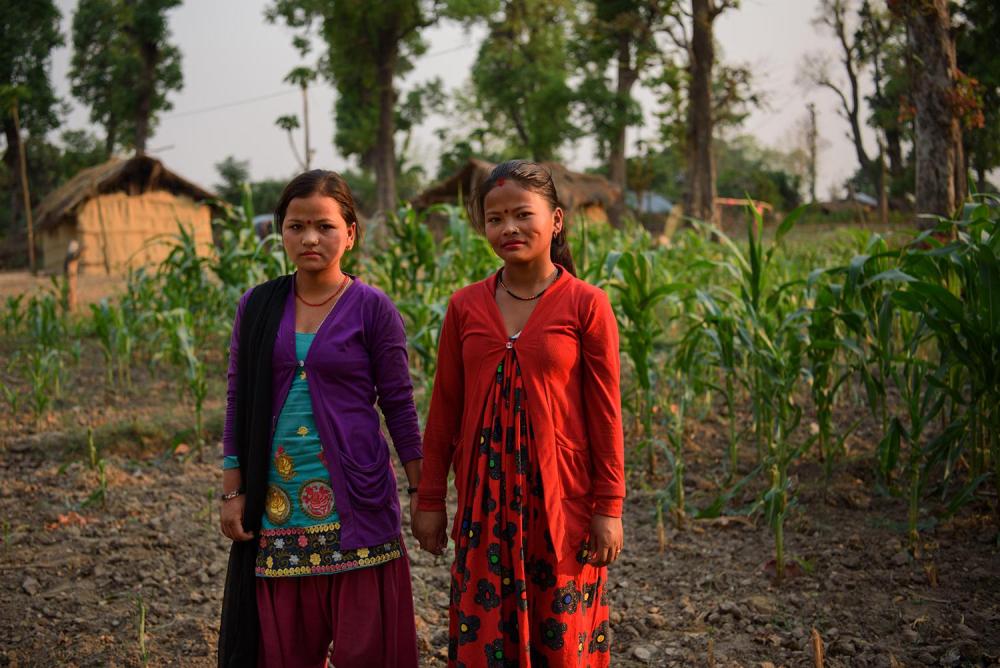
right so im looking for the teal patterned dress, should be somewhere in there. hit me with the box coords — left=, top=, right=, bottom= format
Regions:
left=225, top=332, right=403, bottom=577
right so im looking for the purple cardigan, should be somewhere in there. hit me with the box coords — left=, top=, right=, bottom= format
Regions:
left=223, top=277, right=422, bottom=549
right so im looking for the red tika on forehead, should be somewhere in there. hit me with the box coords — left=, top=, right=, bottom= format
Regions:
left=497, top=177, right=506, bottom=187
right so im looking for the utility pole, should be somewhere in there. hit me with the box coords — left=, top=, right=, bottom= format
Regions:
left=806, top=103, right=818, bottom=204
left=11, top=103, right=35, bottom=275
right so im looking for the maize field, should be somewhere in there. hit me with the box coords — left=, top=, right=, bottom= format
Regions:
left=1, top=192, right=998, bottom=666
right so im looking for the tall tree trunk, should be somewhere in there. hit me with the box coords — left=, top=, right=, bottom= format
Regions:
left=3, top=119, right=22, bottom=234
left=608, top=32, right=638, bottom=227
left=885, top=125, right=903, bottom=179
left=609, top=33, right=637, bottom=190
left=373, top=42, right=398, bottom=215
left=806, top=102, right=818, bottom=203
left=301, top=85, right=311, bottom=170
left=685, top=0, right=717, bottom=225
left=11, top=105, right=35, bottom=274
left=134, top=41, right=158, bottom=154
left=104, top=120, right=117, bottom=159
left=897, top=0, right=962, bottom=220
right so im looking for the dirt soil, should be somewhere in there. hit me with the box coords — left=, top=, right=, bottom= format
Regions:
left=1, top=348, right=998, bottom=667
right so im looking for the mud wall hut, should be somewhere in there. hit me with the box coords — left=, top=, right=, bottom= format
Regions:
left=410, top=159, right=623, bottom=225
left=33, top=155, right=216, bottom=275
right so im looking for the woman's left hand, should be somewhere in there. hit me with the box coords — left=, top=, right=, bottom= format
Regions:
left=588, top=514, right=624, bottom=567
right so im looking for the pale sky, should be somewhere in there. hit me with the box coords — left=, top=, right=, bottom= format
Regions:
left=49, top=0, right=878, bottom=199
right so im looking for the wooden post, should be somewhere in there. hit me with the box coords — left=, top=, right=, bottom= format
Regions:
left=65, top=239, right=81, bottom=313
left=11, top=103, right=35, bottom=275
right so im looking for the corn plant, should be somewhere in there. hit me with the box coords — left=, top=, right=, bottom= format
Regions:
left=83, top=459, right=108, bottom=508
left=158, top=309, right=208, bottom=457
left=605, top=250, right=686, bottom=476
left=90, top=300, right=136, bottom=391
left=662, top=324, right=711, bottom=527
left=887, top=207, right=1000, bottom=527
left=22, top=345, right=61, bottom=428
left=87, top=427, right=99, bottom=469
left=25, top=292, right=67, bottom=352
left=135, top=593, right=150, bottom=666
left=804, top=281, right=861, bottom=481
left=211, top=185, right=286, bottom=302
left=2, top=294, right=25, bottom=335
left=696, top=289, right=746, bottom=479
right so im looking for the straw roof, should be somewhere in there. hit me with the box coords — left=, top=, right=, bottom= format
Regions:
left=34, top=155, right=217, bottom=232
left=410, top=158, right=622, bottom=216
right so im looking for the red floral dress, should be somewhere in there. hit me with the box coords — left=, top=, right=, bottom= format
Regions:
left=448, top=343, right=611, bottom=667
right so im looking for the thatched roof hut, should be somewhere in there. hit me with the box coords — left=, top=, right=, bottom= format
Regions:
left=411, top=159, right=622, bottom=224
left=34, top=155, right=216, bottom=275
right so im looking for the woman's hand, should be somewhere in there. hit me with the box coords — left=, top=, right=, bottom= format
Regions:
left=412, top=509, right=448, bottom=555
left=220, top=495, right=254, bottom=542
left=588, top=514, right=624, bottom=567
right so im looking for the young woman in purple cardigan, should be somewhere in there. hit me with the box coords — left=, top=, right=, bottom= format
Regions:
left=217, top=170, right=422, bottom=668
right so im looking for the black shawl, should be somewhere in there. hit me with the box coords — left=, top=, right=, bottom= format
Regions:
left=218, top=274, right=292, bottom=668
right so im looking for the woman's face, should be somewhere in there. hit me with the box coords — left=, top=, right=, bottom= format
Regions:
left=281, top=193, right=356, bottom=273
left=483, top=181, right=563, bottom=267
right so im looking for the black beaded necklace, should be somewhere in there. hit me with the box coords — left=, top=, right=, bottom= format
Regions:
left=497, top=267, right=560, bottom=302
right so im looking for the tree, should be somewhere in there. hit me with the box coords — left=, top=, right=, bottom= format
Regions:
left=673, top=0, right=740, bottom=225
left=214, top=155, right=251, bottom=206
left=69, top=0, right=183, bottom=155
left=0, top=1, right=63, bottom=237
left=889, top=0, right=966, bottom=219
left=275, top=114, right=305, bottom=170
left=802, top=1, right=878, bottom=192
left=856, top=1, right=909, bottom=187
left=467, top=0, right=579, bottom=162
left=574, top=1, right=671, bottom=192
left=278, top=65, right=318, bottom=170
left=956, top=0, right=1000, bottom=193
left=268, top=1, right=463, bottom=213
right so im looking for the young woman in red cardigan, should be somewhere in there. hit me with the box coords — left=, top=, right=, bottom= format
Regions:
left=413, top=160, right=626, bottom=667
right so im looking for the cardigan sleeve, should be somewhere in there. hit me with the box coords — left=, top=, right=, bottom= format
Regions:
left=416, top=298, right=464, bottom=511
left=221, top=288, right=252, bottom=460
left=370, top=291, right=423, bottom=464
left=580, top=289, right=626, bottom=516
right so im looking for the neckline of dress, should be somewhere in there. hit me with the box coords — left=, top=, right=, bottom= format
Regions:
left=488, top=266, right=568, bottom=341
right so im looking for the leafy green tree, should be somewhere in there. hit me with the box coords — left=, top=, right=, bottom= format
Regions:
left=69, top=0, right=183, bottom=155
left=573, top=1, right=672, bottom=191
left=267, top=1, right=477, bottom=213
left=213, top=155, right=288, bottom=215
left=214, top=155, right=252, bottom=206
left=856, top=0, right=909, bottom=192
left=466, top=0, right=579, bottom=161
left=0, top=1, right=63, bottom=234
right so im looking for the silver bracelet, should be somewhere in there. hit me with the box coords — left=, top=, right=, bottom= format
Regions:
left=220, top=489, right=243, bottom=501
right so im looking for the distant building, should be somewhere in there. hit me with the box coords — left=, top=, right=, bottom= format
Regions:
left=411, top=158, right=622, bottom=225
left=625, top=190, right=674, bottom=215
left=33, top=155, right=216, bottom=275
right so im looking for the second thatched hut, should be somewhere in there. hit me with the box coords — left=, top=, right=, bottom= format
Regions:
left=410, top=158, right=622, bottom=224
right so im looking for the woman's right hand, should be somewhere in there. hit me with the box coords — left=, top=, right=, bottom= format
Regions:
left=220, top=495, right=254, bottom=542
left=412, top=510, right=448, bottom=555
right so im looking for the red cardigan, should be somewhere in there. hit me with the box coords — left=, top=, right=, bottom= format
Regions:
left=417, top=269, right=626, bottom=564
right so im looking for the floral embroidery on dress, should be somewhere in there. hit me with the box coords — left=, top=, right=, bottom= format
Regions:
left=265, top=484, right=291, bottom=525
left=273, top=446, right=296, bottom=481
left=298, top=479, right=335, bottom=520
left=256, top=521, right=403, bottom=577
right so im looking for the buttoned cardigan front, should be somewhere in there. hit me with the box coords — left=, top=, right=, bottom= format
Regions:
left=417, top=269, right=626, bottom=565
left=223, top=278, right=423, bottom=550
